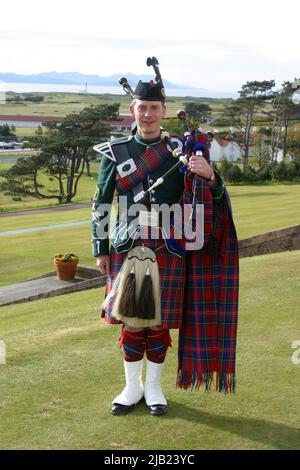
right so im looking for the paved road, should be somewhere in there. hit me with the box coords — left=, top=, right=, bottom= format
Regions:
left=0, top=220, right=90, bottom=237
left=0, top=202, right=91, bottom=218
left=0, top=156, right=32, bottom=163
left=0, top=149, right=36, bottom=163
left=0, top=148, right=34, bottom=153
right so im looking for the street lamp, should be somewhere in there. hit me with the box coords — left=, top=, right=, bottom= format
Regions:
left=291, top=79, right=300, bottom=105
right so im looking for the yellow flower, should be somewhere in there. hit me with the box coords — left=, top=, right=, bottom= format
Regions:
left=53, top=253, right=79, bottom=263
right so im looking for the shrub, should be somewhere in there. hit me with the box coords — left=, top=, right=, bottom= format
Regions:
left=218, top=158, right=232, bottom=179
left=258, top=164, right=272, bottom=181
left=243, top=166, right=258, bottom=182
left=271, top=161, right=288, bottom=181
left=292, top=156, right=300, bottom=176
left=227, top=165, right=243, bottom=182
left=286, top=161, right=297, bottom=179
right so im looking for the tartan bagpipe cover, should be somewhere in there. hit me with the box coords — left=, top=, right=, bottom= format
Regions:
left=177, top=172, right=239, bottom=393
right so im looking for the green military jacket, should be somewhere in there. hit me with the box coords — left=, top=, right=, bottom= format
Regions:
left=92, top=133, right=224, bottom=257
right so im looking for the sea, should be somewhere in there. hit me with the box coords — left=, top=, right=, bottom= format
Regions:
left=0, top=82, right=237, bottom=99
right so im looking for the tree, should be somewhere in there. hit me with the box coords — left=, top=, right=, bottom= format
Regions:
left=272, top=82, right=297, bottom=161
left=0, top=124, right=16, bottom=140
left=24, top=94, right=44, bottom=103
left=237, top=80, right=275, bottom=169
left=0, top=104, right=118, bottom=204
left=254, top=126, right=272, bottom=160
left=35, top=125, right=43, bottom=135
left=161, top=117, right=184, bottom=136
left=286, top=126, right=300, bottom=159
left=0, top=124, right=11, bottom=137
left=258, top=81, right=297, bottom=161
left=184, top=102, right=212, bottom=123
left=223, top=103, right=243, bottom=131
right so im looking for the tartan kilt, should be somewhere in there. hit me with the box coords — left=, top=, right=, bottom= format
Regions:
left=101, top=236, right=185, bottom=329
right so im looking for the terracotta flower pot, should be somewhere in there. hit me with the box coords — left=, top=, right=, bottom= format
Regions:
left=54, top=260, right=78, bottom=281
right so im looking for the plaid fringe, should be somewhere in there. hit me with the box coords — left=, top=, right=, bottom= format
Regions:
left=176, top=369, right=236, bottom=394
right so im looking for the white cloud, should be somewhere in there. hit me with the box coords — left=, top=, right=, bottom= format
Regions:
left=0, top=0, right=299, bottom=92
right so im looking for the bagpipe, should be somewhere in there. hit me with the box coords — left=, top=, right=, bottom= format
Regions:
left=105, top=59, right=212, bottom=324
left=118, top=58, right=213, bottom=257
left=119, top=57, right=210, bottom=204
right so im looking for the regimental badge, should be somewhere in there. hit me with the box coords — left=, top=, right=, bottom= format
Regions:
left=116, top=158, right=137, bottom=178
left=166, top=137, right=183, bottom=154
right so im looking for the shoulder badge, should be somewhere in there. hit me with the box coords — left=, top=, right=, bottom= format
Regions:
left=93, top=136, right=133, bottom=162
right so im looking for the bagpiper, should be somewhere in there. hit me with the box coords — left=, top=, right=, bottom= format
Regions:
left=92, top=57, right=239, bottom=416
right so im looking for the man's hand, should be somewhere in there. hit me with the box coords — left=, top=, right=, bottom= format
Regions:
left=188, top=155, right=215, bottom=183
left=96, top=255, right=110, bottom=275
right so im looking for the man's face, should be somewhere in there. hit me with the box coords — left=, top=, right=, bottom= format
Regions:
left=130, top=100, right=166, bottom=139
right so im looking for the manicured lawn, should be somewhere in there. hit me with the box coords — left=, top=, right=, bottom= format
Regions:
left=0, top=224, right=94, bottom=287
left=228, top=183, right=300, bottom=239
left=0, top=250, right=299, bottom=449
left=1, top=92, right=229, bottom=119
left=0, top=183, right=299, bottom=287
left=0, top=162, right=99, bottom=212
left=0, top=208, right=91, bottom=231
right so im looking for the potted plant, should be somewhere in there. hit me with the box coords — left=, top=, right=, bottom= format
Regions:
left=53, top=253, right=79, bottom=281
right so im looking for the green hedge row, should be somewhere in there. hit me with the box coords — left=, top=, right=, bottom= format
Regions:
left=216, top=158, right=300, bottom=182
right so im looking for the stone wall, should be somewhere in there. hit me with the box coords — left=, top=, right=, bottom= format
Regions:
left=239, top=224, right=300, bottom=258
left=2, top=227, right=299, bottom=307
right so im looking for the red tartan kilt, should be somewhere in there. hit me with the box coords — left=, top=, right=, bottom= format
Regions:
left=101, top=237, right=185, bottom=329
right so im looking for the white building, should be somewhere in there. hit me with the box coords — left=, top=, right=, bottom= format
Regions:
left=209, top=139, right=242, bottom=162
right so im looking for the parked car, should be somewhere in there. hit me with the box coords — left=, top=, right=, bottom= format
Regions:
left=0, top=142, right=10, bottom=149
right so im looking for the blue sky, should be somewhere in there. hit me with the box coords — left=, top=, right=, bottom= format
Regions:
left=0, top=0, right=299, bottom=93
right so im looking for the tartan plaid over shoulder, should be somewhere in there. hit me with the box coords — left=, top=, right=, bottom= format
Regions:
left=115, top=140, right=171, bottom=194
left=178, top=175, right=239, bottom=393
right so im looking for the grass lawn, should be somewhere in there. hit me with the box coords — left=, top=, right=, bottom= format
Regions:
left=14, top=128, right=42, bottom=138
left=0, top=162, right=99, bottom=212
left=1, top=92, right=231, bottom=119
left=0, top=183, right=300, bottom=287
left=227, top=183, right=300, bottom=239
left=0, top=224, right=94, bottom=287
left=0, top=250, right=299, bottom=450
left=0, top=208, right=91, bottom=232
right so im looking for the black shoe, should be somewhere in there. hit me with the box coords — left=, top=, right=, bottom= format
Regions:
left=147, top=404, right=167, bottom=416
left=111, top=402, right=136, bottom=416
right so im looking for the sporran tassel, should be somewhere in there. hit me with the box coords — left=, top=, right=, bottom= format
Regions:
left=111, top=246, right=161, bottom=328
left=119, top=267, right=137, bottom=317
left=137, top=267, right=155, bottom=319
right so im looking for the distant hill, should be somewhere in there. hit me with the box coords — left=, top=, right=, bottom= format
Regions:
left=0, top=71, right=196, bottom=90
left=0, top=71, right=239, bottom=98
